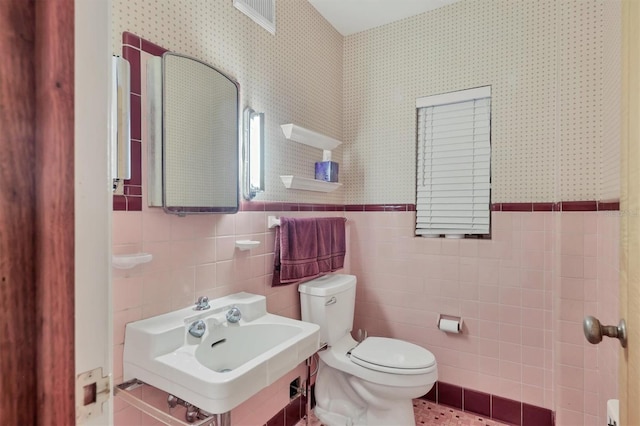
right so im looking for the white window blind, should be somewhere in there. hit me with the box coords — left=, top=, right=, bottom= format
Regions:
left=416, top=87, right=491, bottom=237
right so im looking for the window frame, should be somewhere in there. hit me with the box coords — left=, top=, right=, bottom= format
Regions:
left=415, top=86, right=492, bottom=239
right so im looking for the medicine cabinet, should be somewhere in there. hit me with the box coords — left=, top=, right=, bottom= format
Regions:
left=147, top=52, right=240, bottom=214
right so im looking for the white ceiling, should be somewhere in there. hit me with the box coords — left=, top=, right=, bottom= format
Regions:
left=307, top=0, right=462, bottom=36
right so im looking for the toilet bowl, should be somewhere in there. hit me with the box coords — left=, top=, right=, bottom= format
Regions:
left=299, top=274, right=438, bottom=426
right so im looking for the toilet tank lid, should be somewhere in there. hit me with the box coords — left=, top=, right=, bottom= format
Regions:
left=298, top=274, right=356, bottom=296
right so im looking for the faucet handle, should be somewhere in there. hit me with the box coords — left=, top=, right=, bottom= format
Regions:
left=226, top=306, right=242, bottom=324
left=188, top=320, right=206, bottom=338
left=195, top=296, right=210, bottom=311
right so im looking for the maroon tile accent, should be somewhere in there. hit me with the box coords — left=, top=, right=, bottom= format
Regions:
left=130, top=94, right=141, bottom=140
left=122, top=46, right=141, bottom=95
left=502, top=203, right=533, bottom=212
left=113, top=195, right=127, bottom=211
left=522, top=403, right=554, bottom=426
left=598, top=200, right=620, bottom=211
left=240, top=201, right=266, bottom=211
left=262, top=203, right=280, bottom=212
left=122, top=31, right=141, bottom=48
left=532, top=203, right=555, bottom=211
left=492, top=395, right=522, bottom=426
left=284, top=397, right=303, bottom=426
left=438, top=382, right=463, bottom=410
left=421, top=384, right=437, bottom=402
left=463, top=388, right=491, bottom=418
left=127, top=196, right=142, bottom=211
left=116, top=33, right=170, bottom=212
left=124, top=185, right=142, bottom=196
left=141, top=38, right=169, bottom=56
left=250, top=201, right=609, bottom=214
left=278, top=203, right=300, bottom=212
left=491, top=201, right=616, bottom=212
left=344, top=205, right=365, bottom=211
left=124, top=141, right=142, bottom=185
left=384, top=204, right=408, bottom=211
left=560, top=200, right=598, bottom=211
left=266, top=408, right=285, bottom=426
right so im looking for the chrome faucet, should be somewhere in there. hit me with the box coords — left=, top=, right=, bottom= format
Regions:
left=189, top=320, right=206, bottom=338
left=195, top=296, right=210, bottom=311
left=226, top=306, right=241, bottom=324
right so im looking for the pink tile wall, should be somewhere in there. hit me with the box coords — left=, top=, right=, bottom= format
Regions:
left=347, top=210, right=620, bottom=425
left=112, top=209, right=348, bottom=425
left=113, top=208, right=619, bottom=425
left=347, top=211, right=554, bottom=407
left=555, top=212, right=620, bottom=426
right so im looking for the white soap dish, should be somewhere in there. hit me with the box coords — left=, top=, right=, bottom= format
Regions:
left=235, top=240, right=260, bottom=251
left=112, top=253, right=153, bottom=269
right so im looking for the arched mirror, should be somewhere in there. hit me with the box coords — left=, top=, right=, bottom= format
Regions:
left=148, top=52, right=240, bottom=214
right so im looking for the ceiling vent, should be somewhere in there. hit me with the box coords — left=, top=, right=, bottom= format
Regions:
left=233, top=0, right=276, bottom=34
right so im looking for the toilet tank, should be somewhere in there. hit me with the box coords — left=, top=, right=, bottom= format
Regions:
left=298, top=274, right=356, bottom=346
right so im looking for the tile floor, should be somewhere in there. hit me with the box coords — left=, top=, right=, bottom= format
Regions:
left=296, top=399, right=509, bottom=426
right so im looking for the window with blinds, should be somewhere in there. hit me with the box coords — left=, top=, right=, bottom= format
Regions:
left=415, top=86, right=491, bottom=237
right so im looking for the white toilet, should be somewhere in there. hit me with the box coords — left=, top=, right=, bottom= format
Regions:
left=299, top=274, right=437, bottom=426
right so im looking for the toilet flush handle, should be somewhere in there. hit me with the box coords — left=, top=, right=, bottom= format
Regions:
left=325, top=296, right=337, bottom=306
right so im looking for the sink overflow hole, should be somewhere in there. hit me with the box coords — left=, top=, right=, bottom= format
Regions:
left=210, top=338, right=227, bottom=348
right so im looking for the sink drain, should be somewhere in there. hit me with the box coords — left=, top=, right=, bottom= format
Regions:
left=216, top=368, right=232, bottom=373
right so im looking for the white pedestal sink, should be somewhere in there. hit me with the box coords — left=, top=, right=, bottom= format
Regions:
left=123, top=292, right=320, bottom=414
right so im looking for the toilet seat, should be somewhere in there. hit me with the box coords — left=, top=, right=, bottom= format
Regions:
left=349, top=337, right=436, bottom=375
left=319, top=335, right=437, bottom=388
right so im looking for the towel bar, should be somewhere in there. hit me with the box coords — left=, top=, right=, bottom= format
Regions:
left=268, top=216, right=281, bottom=228
left=267, top=215, right=346, bottom=229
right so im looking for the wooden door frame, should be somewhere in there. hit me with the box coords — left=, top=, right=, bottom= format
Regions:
left=0, top=0, right=75, bottom=424
left=620, top=1, right=639, bottom=424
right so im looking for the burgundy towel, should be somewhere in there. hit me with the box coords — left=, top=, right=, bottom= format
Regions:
left=316, top=217, right=345, bottom=272
left=272, top=217, right=346, bottom=286
left=329, top=217, right=346, bottom=270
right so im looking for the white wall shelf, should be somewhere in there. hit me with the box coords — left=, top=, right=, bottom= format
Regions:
left=280, top=175, right=341, bottom=192
left=279, top=124, right=342, bottom=192
left=280, top=124, right=342, bottom=151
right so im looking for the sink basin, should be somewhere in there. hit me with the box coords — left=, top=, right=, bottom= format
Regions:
left=123, top=292, right=320, bottom=414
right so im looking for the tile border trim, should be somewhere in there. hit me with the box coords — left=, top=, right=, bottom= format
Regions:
left=491, top=200, right=620, bottom=212
left=114, top=32, right=168, bottom=211
left=422, top=381, right=555, bottom=426
left=235, top=201, right=619, bottom=213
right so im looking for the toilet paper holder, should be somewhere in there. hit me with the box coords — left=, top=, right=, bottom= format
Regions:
left=437, top=314, right=463, bottom=334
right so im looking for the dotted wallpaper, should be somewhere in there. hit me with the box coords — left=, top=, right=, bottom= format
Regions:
left=114, top=0, right=620, bottom=206
left=343, top=0, right=621, bottom=204
left=113, top=0, right=344, bottom=204
left=601, top=0, right=622, bottom=201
